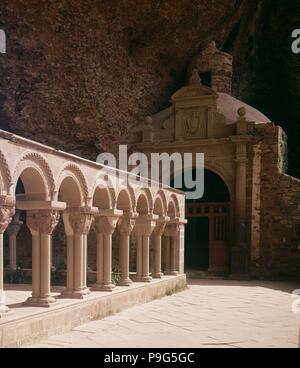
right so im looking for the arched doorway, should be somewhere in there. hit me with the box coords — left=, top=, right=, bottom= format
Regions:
left=172, top=168, right=230, bottom=274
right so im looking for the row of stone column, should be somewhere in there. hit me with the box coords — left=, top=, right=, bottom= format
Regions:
left=0, top=201, right=182, bottom=313
left=0, top=197, right=15, bottom=314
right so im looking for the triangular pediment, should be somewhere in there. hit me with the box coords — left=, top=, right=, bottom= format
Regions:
left=171, top=85, right=217, bottom=103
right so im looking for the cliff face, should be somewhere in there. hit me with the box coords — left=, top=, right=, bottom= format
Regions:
left=229, top=0, right=300, bottom=177
left=0, top=0, right=299, bottom=174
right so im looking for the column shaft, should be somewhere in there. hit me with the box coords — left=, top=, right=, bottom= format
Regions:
left=9, top=235, right=17, bottom=270
left=103, top=234, right=113, bottom=288
left=232, top=141, right=249, bottom=277
left=141, top=235, right=151, bottom=282
left=40, top=234, right=54, bottom=302
left=66, top=235, right=74, bottom=292
left=0, top=201, right=15, bottom=314
left=136, top=235, right=143, bottom=280
left=96, top=233, right=104, bottom=286
left=0, top=233, right=8, bottom=314
left=164, top=237, right=171, bottom=275
left=31, top=232, right=40, bottom=299
left=118, top=233, right=132, bottom=286
left=0, top=234, right=4, bottom=294
left=74, top=234, right=84, bottom=291
left=82, top=234, right=88, bottom=289
left=170, top=236, right=178, bottom=275
left=153, top=235, right=163, bottom=278
left=177, top=224, right=185, bottom=275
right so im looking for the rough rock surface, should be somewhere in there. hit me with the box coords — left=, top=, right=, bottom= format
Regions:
left=0, top=0, right=300, bottom=175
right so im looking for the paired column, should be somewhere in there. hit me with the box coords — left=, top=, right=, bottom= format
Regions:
left=134, top=215, right=157, bottom=283
left=152, top=216, right=169, bottom=279
left=92, top=210, right=122, bottom=291
left=164, top=222, right=179, bottom=276
left=26, top=210, right=60, bottom=307
left=0, top=196, right=15, bottom=316
left=6, top=211, right=23, bottom=270
left=163, top=236, right=171, bottom=275
left=62, top=208, right=94, bottom=299
left=117, top=213, right=137, bottom=286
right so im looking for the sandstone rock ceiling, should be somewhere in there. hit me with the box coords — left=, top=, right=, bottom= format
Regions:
left=0, top=0, right=300, bottom=175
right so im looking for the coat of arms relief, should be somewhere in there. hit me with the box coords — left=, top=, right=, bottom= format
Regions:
left=182, top=109, right=207, bottom=139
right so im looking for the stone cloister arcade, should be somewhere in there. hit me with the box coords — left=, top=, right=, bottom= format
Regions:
left=0, top=130, right=186, bottom=315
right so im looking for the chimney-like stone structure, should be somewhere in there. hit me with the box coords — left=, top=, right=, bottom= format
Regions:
left=188, top=41, right=233, bottom=94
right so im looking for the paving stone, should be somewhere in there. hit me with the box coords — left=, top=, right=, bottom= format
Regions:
left=28, top=279, right=300, bottom=348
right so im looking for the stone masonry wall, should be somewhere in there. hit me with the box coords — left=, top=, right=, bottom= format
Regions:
left=254, top=123, right=300, bottom=280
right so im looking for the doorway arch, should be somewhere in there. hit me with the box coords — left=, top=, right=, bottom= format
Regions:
left=171, top=168, right=231, bottom=274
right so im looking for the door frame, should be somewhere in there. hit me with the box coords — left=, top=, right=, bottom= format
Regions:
left=185, top=202, right=230, bottom=273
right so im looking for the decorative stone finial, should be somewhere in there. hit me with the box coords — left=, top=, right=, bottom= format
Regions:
left=237, top=107, right=248, bottom=135
left=145, top=116, right=153, bottom=125
left=143, top=116, right=154, bottom=142
left=188, top=69, right=202, bottom=86
left=238, top=107, right=247, bottom=120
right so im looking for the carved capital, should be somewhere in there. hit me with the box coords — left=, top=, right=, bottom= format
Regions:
left=153, top=221, right=167, bottom=237
left=152, top=216, right=169, bottom=237
left=164, top=223, right=179, bottom=237
left=93, top=216, right=119, bottom=236
left=0, top=205, right=15, bottom=234
left=69, top=212, right=94, bottom=235
left=27, top=210, right=60, bottom=235
left=6, top=221, right=23, bottom=237
left=132, top=213, right=159, bottom=237
left=118, top=215, right=136, bottom=235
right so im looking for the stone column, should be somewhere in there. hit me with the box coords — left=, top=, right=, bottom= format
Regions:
left=0, top=197, right=15, bottom=316
left=62, top=208, right=94, bottom=299
left=176, top=222, right=186, bottom=275
left=232, top=141, right=249, bottom=277
left=135, top=234, right=143, bottom=280
left=231, top=109, right=250, bottom=278
left=152, top=217, right=168, bottom=279
left=117, top=213, right=136, bottom=286
left=164, top=236, right=171, bottom=275
left=164, top=222, right=179, bottom=276
left=6, top=212, right=23, bottom=270
left=133, top=215, right=157, bottom=282
left=26, top=210, right=60, bottom=307
left=92, top=210, right=121, bottom=291
left=142, top=234, right=151, bottom=282
left=170, top=236, right=178, bottom=276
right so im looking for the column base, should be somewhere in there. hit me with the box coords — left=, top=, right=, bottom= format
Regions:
left=92, top=283, right=115, bottom=292
left=133, top=275, right=152, bottom=283
left=132, top=275, right=143, bottom=282
left=60, top=287, right=91, bottom=299
left=139, top=275, right=152, bottom=283
left=24, top=296, right=57, bottom=308
left=117, top=278, right=132, bottom=287
left=152, top=272, right=164, bottom=279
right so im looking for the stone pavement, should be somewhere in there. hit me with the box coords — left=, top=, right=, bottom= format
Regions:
left=29, top=279, right=300, bottom=348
